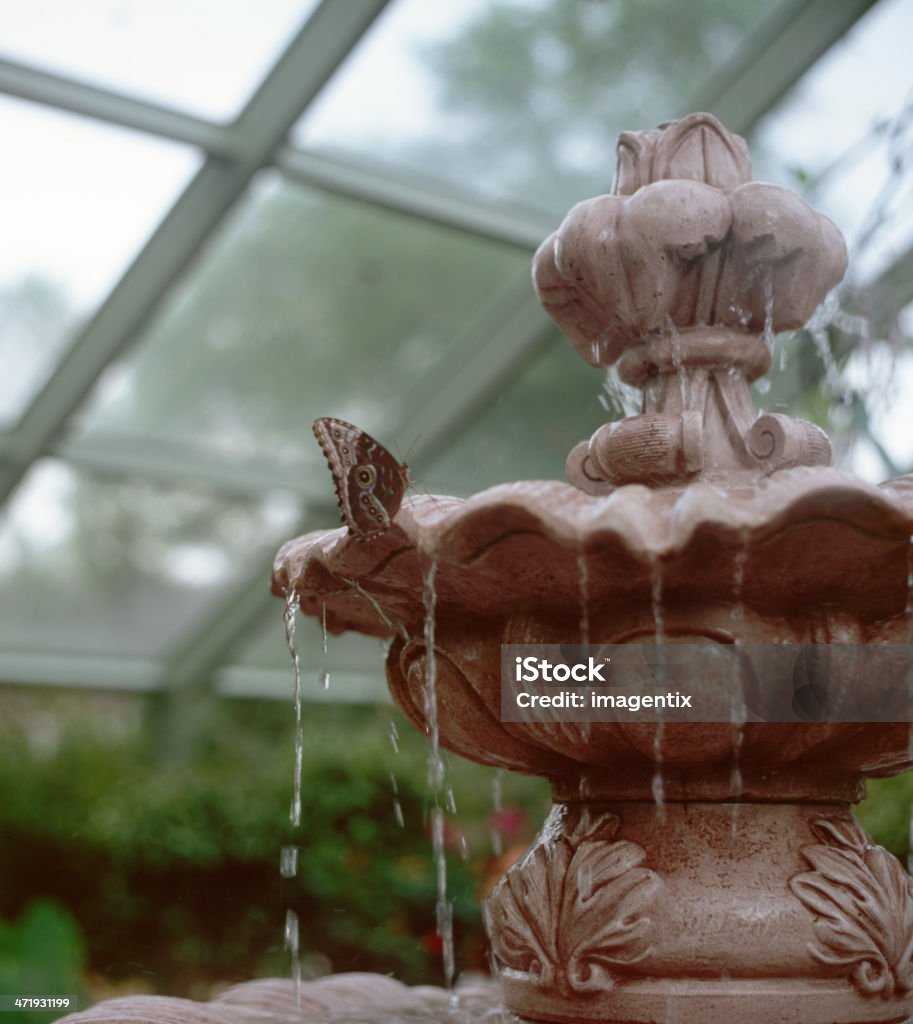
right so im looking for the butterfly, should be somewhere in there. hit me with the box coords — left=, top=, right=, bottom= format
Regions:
left=312, top=417, right=409, bottom=541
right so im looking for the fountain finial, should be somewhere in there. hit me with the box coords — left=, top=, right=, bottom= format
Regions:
left=533, top=112, right=846, bottom=490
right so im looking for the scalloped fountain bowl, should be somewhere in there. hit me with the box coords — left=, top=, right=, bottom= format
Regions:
left=58, top=113, right=913, bottom=1024
left=272, top=114, right=913, bottom=1024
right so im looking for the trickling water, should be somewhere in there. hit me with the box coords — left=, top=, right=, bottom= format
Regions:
left=729, top=535, right=749, bottom=833
left=491, top=771, right=504, bottom=857
left=321, top=601, right=328, bottom=656
left=577, top=553, right=590, bottom=645
left=650, top=562, right=667, bottom=819
left=284, top=908, right=301, bottom=1010
left=906, top=534, right=913, bottom=628
left=423, top=561, right=456, bottom=989
left=390, top=773, right=405, bottom=828
left=284, top=588, right=304, bottom=828
left=600, top=367, right=642, bottom=418
left=762, top=273, right=776, bottom=353
left=666, top=317, right=688, bottom=411
left=906, top=535, right=913, bottom=774
left=424, top=563, right=444, bottom=793
left=339, top=575, right=405, bottom=639
left=280, top=845, right=299, bottom=879
left=431, top=807, right=456, bottom=989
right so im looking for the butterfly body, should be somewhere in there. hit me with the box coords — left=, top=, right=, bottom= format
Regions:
left=313, top=418, right=409, bottom=541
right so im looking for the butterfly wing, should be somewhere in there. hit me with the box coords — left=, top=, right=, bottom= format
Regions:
left=313, top=417, right=409, bottom=540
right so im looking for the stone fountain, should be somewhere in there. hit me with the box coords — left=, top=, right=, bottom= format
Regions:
left=58, top=114, right=913, bottom=1024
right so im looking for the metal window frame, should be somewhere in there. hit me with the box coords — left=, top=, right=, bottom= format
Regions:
left=0, top=0, right=892, bottom=703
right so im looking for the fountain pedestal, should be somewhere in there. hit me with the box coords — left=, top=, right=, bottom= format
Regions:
left=274, top=113, right=913, bottom=1024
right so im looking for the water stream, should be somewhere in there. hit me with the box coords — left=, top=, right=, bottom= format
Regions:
left=422, top=561, right=456, bottom=990
left=284, top=588, right=304, bottom=829
left=729, top=534, right=750, bottom=835
left=650, top=562, right=667, bottom=819
left=284, top=908, right=301, bottom=1011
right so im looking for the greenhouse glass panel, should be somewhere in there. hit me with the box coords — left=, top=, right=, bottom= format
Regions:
left=222, top=610, right=390, bottom=702
left=423, top=336, right=604, bottom=497
left=74, top=172, right=529, bottom=471
left=0, top=0, right=319, bottom=122
left=0, top=458, right=299, bottom=660
left=752, top=0, right=913, bottom=286
left=0, top=97, right=199, bottom=428
left=295, top=0, right=783, bottom=216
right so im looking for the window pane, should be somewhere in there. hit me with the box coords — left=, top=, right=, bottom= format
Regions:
left=424, top=336, right=603, bottom=496
left=224, top=612, right=390, bottom=703
left=0, top=97, right=200, bottom=427
left=74, top=173, right=529, bottom=469
left=0, top=0, right=319, bottom=122
left=0, top=459, right=299, bottom=660
left=295, top=0, right=780, bottom=216
left=753, top=0, right=913, bottom=285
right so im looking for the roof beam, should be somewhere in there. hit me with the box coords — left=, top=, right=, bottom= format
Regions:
left=150, top=0, right=892, bottom=699
left=153, top=276, right=555, bottom=697
left=0, top=0, right=390, bottom=507
left=696, top=0, right=879, bottom=135
left=0, top=650, right=384, bottom=702
left=0, top=56, right=238, bottom=156
left=0, top=55, right=553, bottom=252
left=276, top=147, right=552, bottom=250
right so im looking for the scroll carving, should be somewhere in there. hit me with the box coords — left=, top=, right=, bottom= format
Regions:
left=790, top=818, right=913, bottom=999
left=484, top=811, right=663, bottom=996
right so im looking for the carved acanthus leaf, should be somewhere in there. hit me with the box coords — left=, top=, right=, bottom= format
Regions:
left=485, top=812, right=663, bottom=995
left=790, top=818, right=913, bottom=999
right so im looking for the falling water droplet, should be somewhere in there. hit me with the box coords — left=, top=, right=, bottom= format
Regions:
left=432, top=807, right=456, bottom=989
left=280, top=845, right=299, bottom=879
left=459, top=834, right=470, bottom=861
left=423, top=561, right=455, bottom=989
left=731, top=535, right=749, bottom=622
left=650, top=562, right=667, bottom=820
left=284, top=909, right=301, bottom=1008
left=423, top=562, right=444, bottom=792
left=284, top=588, right=303, bottom=829
left=729, top=533, right=749, bottom=833
left=491, top=771, right=504, bottom=856
left=321, top=601, right=328, bottom=656
left=390, top=772, right=405, bottom=828
left=317, top=667, right=330, bottom=690
left=389, top=720, right=400, bottom=754
left=651, top=724, right=666, bottom=820
left=666, top=317, right=688, bottom=411
left=762, top=272, right=776, bottom=352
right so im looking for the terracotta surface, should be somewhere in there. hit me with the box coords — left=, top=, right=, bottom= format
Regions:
left=64, top=115, right=913, bottom=1024
left=54, top=974, right=508, bottom=1023
left=272, top=115, right=913, bottom=1024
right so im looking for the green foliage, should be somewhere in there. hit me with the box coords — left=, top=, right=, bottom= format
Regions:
left=0, top=901, right=85, bottom=1024
left=0, top=695, right=548, bottom=994
left=855, top=774, right=913, bottom=859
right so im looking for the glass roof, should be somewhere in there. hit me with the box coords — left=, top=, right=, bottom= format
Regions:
left=296, top=0, right=782, bottom=216
left=0, top=96, right=199, bottom=427
left=0, top=0, right=320, bottom=121
left=75, top=172, right=529, bottom=469
left=0, top=458, right=298, bottom=661
left=0, top=0, right=910, bottom=710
